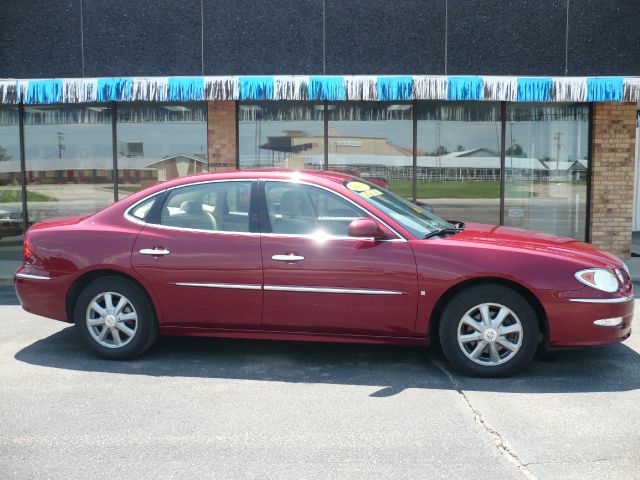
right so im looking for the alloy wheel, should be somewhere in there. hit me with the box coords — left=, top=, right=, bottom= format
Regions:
left=86, top=291, right=138, bottom=349
left=456, top=302, right=523, bottom=366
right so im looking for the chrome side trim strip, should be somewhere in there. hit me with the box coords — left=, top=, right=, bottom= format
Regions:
left=15, top=273, right=51, bottom=280
left=174, top=282, right=406, bottom=295
left=264, top=285, right=405, bottom=295
left=568, top=295, right=635, bottom=304
left=174, top=282, right=262, bottom=290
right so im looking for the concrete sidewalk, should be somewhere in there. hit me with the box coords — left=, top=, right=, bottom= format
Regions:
left=626, top=258, right=640, bottom=281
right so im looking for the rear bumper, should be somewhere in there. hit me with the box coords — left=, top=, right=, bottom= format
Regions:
left=14, top=265, right=70, bottom=322
left=547, top=295, right=634, bottom=347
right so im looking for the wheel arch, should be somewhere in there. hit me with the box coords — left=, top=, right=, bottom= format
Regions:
left=66, top=268, right=160, bottom=324
left=428, top=276, right=549, bottom=348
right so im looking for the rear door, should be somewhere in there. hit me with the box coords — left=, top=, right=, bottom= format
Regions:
left=131, top=180, right=263, bottom=329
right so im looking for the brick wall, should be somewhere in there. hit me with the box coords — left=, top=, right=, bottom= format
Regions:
left=207, top=101, right=237, bottom=170
left=589, top=102, right=637, bottom=258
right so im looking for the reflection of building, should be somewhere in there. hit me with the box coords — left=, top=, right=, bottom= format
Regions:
left=145, top=153, right=207, bottom=181
left=252, top=120, right=589, bottom=191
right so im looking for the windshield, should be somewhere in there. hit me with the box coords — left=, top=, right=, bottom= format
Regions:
left=343, top=179, right=453, bottom=238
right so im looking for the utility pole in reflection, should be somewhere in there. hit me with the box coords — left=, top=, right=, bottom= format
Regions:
left=56, top=132, right=65, bottom=159
left=553, top=132, right=563, bottom=172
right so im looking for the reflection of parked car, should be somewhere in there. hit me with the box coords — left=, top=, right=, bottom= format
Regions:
left=0, top=209, right=27, bottom=239
left=329, top=168, right=389, bottom=189
left=15, top=170, right=633, bottom=377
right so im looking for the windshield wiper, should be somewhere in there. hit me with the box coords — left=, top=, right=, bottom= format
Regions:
left=423, top=227, right=463, bottom=240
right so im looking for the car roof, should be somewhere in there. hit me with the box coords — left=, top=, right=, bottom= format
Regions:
left=154, top=169, right=354, bottom=190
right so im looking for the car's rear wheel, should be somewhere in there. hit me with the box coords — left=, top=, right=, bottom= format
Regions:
left=74, top=276, right=158, bottom=359
left=439, top=284, right=539, bottom=377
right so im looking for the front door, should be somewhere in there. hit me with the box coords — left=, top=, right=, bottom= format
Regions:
left=131, top=180, right=263, bottom=329
left=260, top=181, right=418, bottom=336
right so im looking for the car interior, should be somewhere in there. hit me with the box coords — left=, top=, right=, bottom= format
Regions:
left=159, top=183, right=251, bottom=232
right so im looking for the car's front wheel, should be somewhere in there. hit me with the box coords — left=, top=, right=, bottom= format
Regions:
left=439, top=284, right=539, bottom=377
left=74, top=276, right=158, bottom=359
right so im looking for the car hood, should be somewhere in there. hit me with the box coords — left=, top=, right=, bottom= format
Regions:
left=441, top=223, right=622, bottom=268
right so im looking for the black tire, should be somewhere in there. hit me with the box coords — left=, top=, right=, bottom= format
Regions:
left=439, top=284, right=539, bottom=377
left=74, top=276, right=158, bottom=360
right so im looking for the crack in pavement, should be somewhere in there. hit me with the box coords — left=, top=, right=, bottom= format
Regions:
left=430, top=356, right=537, bottom=480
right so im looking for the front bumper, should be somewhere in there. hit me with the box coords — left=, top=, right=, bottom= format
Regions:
left=548, top=294, right=634, bottom=347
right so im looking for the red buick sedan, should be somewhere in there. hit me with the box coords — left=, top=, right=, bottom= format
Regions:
left=14, top=170, right=634, bottom=376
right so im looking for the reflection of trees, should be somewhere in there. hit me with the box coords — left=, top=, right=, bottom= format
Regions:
left=430, top=145, right=449, bottom=156
left=0, top=145, right=11, bottom=162
left=505, top=143, right=526, bottom=157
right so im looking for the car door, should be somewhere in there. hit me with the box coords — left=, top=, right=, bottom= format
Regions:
left=260, top=180, right=419, bottom=336
left=131, top=179, right=263, bottom=329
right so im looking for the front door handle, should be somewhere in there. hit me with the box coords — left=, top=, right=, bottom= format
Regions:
left=272, top=254, right=305, bottom=262
left=140, top=248, right=171, bottom=256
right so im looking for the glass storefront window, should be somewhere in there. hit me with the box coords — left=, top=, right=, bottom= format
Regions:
left=504, top=103, right=589, bottom=240
left=0, top=107, right=23, bottom=265
left=238, top=102, right=324, bottom=170
left=416, top=102, right=502, bottom=224
left=23, top=105, right=114, bottom=223
left=327, top=102, right=413, bottom=196
left=116, top=103, right=208, bottom=198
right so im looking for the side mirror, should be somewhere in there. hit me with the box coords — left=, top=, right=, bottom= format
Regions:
left=348, top=218, right=387, bottom=239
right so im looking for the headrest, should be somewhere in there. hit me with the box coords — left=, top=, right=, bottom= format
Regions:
left=180, top=200, right=203, bottom=215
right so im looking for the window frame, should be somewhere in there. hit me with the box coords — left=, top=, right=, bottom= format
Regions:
left=124, top=179, right=259, bottom=235
left=257, top=179, right=406, bottom=241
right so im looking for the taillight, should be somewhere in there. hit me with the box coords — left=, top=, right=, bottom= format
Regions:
left=23, top=234, right=35, bottom=263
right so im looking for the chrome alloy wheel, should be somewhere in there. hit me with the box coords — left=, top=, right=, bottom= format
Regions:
left=456, top=303, right=523, bottom=366
left=86, top=291, right=138, bottom=349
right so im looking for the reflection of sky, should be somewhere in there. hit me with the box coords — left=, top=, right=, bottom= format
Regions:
left=2, top=115, right=590, bottom=172
left=2, top=123, right=207, bottom=171
left=238, top=119, right=588, bottom=162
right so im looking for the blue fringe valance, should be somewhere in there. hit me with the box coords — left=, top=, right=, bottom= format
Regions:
left=168, top=77, right=204, bottom=101
left=2, top=75, right=639, bottom=104
left=97, top=78, right=131, bottom=102
left=447, top=77, right=483, bottom=101
left=586, top=77, right=623, bottom=102
left=517, top=77, right=553, bottom=102
left=239, top=76, right=274, bottom=100
left=309, top=76, right=346, bottom=101
left=377, top=76, right=413, bottom=101
left=25, top=80, right=63, bottom=104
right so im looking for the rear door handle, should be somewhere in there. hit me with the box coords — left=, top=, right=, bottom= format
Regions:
left=140, top=248, right=171, bottom=256
left=272, top=254, right=305, bottom=262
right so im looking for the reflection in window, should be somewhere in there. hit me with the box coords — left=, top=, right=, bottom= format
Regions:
left=416, top=102, right=502, bottom=224
left=264, top=182, right=361, bottom=236
left=158, top=181, right=252, bottom=233
left=504, top=104, right=589, bottom=240
left=0, top=107, right=23, bottom=263
left=327, top=102, right=412, bottom=195
left=116, top=103, right=208, bottom=198
left=238, top=102, right=324, bottom=170
left=23, top=105, right=114, bottom=222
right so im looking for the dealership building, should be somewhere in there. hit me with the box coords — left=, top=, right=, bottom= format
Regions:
left=1, top=0, right=639, bottom=278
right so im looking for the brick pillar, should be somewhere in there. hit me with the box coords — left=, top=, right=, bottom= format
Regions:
left=207, top=101, right=237, bottom=171
left=589, top=102, right=637, bottom=258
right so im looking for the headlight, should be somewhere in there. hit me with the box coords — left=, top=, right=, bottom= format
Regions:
left=575, top=268, right=620, bottom=293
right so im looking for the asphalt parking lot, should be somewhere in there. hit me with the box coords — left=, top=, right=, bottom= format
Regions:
left=1, top=286, right=639, bottom=479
